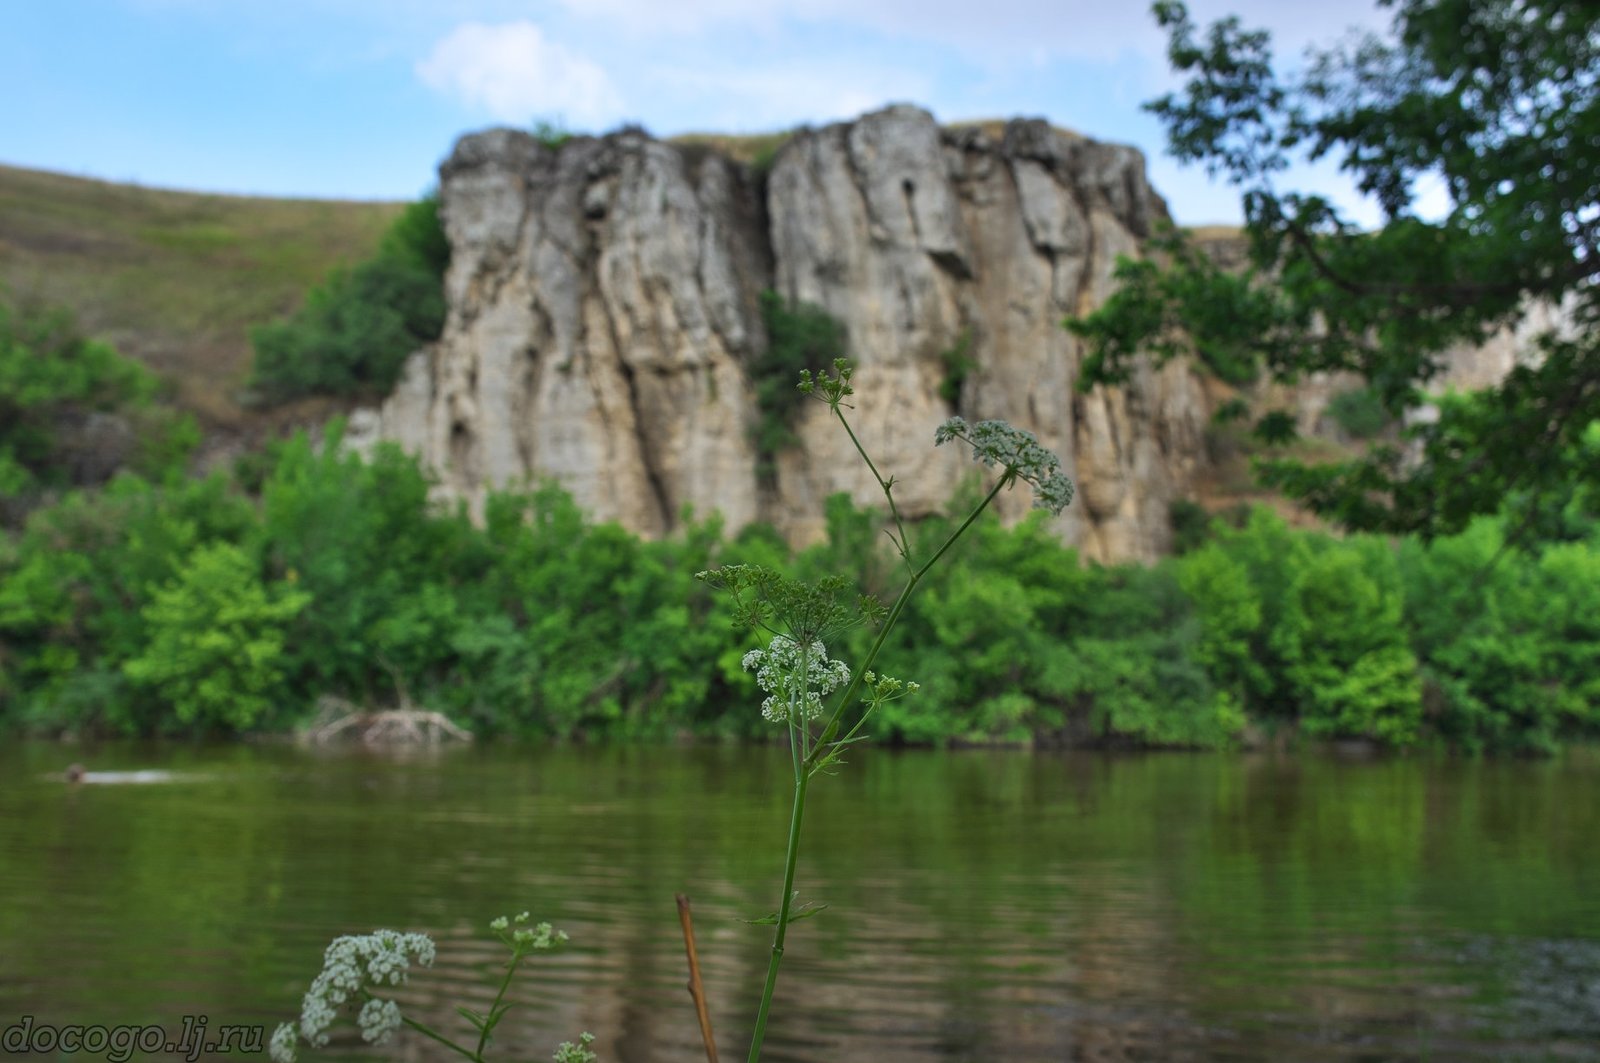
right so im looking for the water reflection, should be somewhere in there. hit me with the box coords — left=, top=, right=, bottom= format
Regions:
left=1, top=744, right=1597, bottom=1060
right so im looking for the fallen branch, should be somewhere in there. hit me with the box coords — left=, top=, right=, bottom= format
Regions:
left=305, top=696, right=472, bottom=745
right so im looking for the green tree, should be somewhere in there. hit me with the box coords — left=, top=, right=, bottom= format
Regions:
left=1274, top=544, right=1423, bottom=744
left=1400, top=519, right=1600, bottom=752
left=1040, top=562, right=1243, bottom=748
left=258, top=428, right=484, bottom=706
left=1176, top=538, right=1268, bottom=712
left=1182, top=507, right=1311, bottom=716
left=122, top=541, right=310, bottom=731
left=0, top=472, right=255, bottom=733
left=0, top=298, right=195, bottom=500
left=818, top=493, right=1238, bottom=748
left=1071, top=0, right=1599, bottom=539
left=249, top=196, right=449, bottom=403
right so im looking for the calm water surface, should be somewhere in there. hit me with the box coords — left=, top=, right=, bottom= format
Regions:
left=2, top=743, right=1598, bottom=1061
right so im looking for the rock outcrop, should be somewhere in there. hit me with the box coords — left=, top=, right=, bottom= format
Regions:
left=349, top=105, right=1214, bottom=562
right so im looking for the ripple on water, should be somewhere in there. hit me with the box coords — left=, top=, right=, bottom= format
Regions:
left=3, top=743, right=1600, bottom=1061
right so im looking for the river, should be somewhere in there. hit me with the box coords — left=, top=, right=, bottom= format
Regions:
left=2, top=742, right=1598, bottom=1061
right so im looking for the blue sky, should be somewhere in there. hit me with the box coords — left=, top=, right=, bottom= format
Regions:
left=3, top=0, right=1408, bottom=226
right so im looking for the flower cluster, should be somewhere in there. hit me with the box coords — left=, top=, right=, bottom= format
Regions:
left=553, top=1032, right=599, bottom=1063
left=743, top=635, right=852, bottom=723
left=491, top=911, right=568, bottom=952
left=269, top=930, right=436, bottom=1062
left=934, top=417, right=1075, bottom=515
left=860, top=670, right=920, bottom=708
left=356, top=1000, right=401, bottom=1046
left=797, top=357, right=855, bottom=410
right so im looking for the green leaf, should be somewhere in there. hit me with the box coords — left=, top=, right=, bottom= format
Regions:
left=744, top=899, right=830, bottom=926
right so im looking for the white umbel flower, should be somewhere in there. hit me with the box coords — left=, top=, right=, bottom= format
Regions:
left=268, top=1022, right=299, bottom=1063
left=357, top=998, right=403, bottom=1045
left=743, top=635, right=851, bottom=723
left=934, top=417, right=1074, bottom=514
left=277, top=930, right=435, bottom=1056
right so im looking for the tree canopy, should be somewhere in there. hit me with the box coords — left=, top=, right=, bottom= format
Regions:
left=248, top=195, right=449, bottom=404
left=1070, top=0, right=1599, bottom=540
left=0, top=297, right=196, bottom=506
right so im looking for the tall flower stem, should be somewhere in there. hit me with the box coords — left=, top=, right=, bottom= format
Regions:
left=834, top=411, right=913, bottom=567
left=746, top=767, right=810, bottom=1062
left=734, top=365, right=1072, bottom=1063
left=475, top=950, right=523, bottom=1059
left=746, top=467, right=1009, bottom=1063
left=399, top=1017, right=477, bottom=1062
left=805, top=470, right=1009, bottom=771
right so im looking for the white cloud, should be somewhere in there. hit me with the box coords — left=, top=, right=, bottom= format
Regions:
left=416, top=21, right=623, bottom=126
left=556, top=0, right=1391, bottom=67
left=649, top=60, right=935, bottom=131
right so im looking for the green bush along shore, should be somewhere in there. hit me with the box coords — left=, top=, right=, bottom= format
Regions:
left=2, top=421, right=1596, bottom=751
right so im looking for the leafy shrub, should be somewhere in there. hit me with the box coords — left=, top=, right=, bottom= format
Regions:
left=0, top=472, right=256, bottom=733
left=1326, top=385, right=1391, bottom=439
left=1041, top=563, right=1243, bottom=748
left=248, top=196, right=448, bottom=403
left=122, top=542, right=310, bottom=731
left=830, top=498, right=1239, bottom=748
left=0, top=298, right=195, bottom=500
left=379, top=194, right=451, bottom=276
left=751, top=291, right=846, bottom=479
left=1274, top=544, right=1422, bottom=745
left=937, top=329, right=975, bottom=406
left=1178, top=508, right=1423, bottom=744
left=1400, top=520, right=1600, bottom=753
left=1177, top=508, right=1307, bottom=717
left=3, top=434, right=1596, bottom=753
left=531, top=120, right=574, bottom=151
left=1168, top=498, right=1212, bottom=554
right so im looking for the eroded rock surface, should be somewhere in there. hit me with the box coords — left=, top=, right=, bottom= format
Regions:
left=356, top=105, right=1213, bottom=561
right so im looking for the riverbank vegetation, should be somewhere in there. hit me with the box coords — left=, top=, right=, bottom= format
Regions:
left=1, top=418, right=1595, bottom=751
left=0, top=299, right=197, bottom=507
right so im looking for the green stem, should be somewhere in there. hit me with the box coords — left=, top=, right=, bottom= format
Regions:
left=747, top=769, right=811, bottom=1062
left=805, top=473, right=1010, bottom=773
left=835, top=407, right=913, bottom=566
left=787, top=639, right=809, bottom=781
left=475, top=948, right=523, bottom=1058
left=788, top=713, right=801, bottom=783
left=400, top=1016, right=479, bottom=1063
left=746, top=407, right=1012, bottom=1060
left=829, top=705, right=877, bottom=750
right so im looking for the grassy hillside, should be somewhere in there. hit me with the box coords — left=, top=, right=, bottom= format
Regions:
left=0, top=163, right=403, bottom=429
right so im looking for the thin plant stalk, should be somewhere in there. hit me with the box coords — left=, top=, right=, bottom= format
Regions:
left=745, top=410, right=1012, bottom=1062
left=399, top=1016, right=478, bottom=1062
left=833, top=411, right=913, bottom=567
left=676, top=894, right=720, bottom=1063
left=746, top=769, right=811, bottom=1062
left=807, top=472, right=1009, bottom=770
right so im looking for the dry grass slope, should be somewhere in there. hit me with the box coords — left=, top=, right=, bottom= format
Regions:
left=0, top=163, right=404, bottom=429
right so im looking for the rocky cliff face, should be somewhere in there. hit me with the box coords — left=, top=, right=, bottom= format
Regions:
left=349, top=105, right=1213, bottom=562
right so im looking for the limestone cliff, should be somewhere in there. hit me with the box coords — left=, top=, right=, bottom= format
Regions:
left=349, top=105, right=1213, bottom=562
